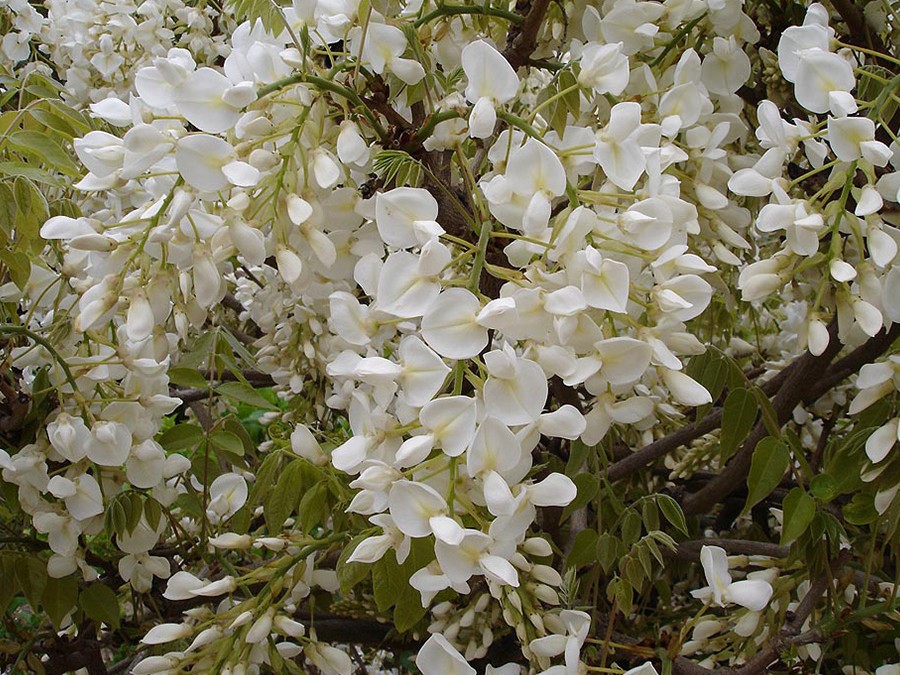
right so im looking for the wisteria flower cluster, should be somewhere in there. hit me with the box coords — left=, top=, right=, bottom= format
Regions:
left=2, top=0, right=900, bottom=672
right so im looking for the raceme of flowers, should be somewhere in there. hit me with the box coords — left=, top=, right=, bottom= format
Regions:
left=1, top=0, right=899, bottom=672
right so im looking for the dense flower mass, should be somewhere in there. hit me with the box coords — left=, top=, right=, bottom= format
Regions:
left=3, top=0, right=900, bottom=672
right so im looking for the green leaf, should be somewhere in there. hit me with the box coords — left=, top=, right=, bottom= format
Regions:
left=743, top=437, right=790, bottom=516
left=7, top=130, right=80, bottom=176
left=641, top=500, right=660, bottom=531
left=210, top=430, right=245, bottom=457
left=45, top=99, right=91, bottom=134
left=0, top=160, right=65, bottom=186
left=809, top=474, right=839, bottom=502
left=657, top=495, right=689, bottom=535
left=0, top=557, right=19, bottom=611
left=105, top=498, right=127, bottom=537
left=621, top=510, right=642, bottom=546
left=558, top=69, right=581, bottom=114
left=561, top=473, right=598, bottom=522
left=42, top=575, right=78, bottom=629
left=0, top=183, right=15, bottom=239
left=372, top=554, right=402, bottom=613
left=225, top=0, right=286, bottom=34
left=373, top=150, right=423, bottom=186
left=250, top=453, right=281, bottom=507
left=29, top=108, right=77, bottom=138
left=565, top=439, right=590, bottom=477
left=781, top=487, right=816, bottom=545
left=686, top=351, right=728, bottom=412
left=216, top=381, right=279, bottom=410
left=844, top=493, right=879, bottom=525
left=825, top=427, right=869, bottom=496
left=637, top=541, right=654, bottom=579
left=0, top=249, right=30, bottom=289
left=79, top=583, right=120, bottom=629
left=123, top=492, right=143, bottom=534
left=224, top=417, right=256, bottom=456
left=144, top=497, right=163, bottom=532
left=372, top=539, right=433, bottom=632
left=265, top=460, right=304, bottom=531
left=750, top=386, right=782, bottom=439
left=720, top=388, right=758, bottom=459
left=219, top=330, right=263, bottom=373
left=613, top=577, right=633, bottom=614
left=15, top=556, right=47, bottom=611
left=168, top=367, right=209, bottom=389
left=567, top=529, right=598, bottom=568
left=158, top=423, right=204, bottom=452
left=298, top=482, right=328, bottom=533
left=596, top=533, right=624, bottom=573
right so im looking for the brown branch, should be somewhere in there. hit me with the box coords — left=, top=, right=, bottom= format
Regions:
left=804, top=322, right=900, bottom=402
left=673, top=539, right=789, bottom=561
left=606, top=360, right=795, bottom=484
left=608, top=320, right=900, bottom=492
left=682, top=321, right=900, bottom=515
left=221, top=293, right=243, bottom=314
left=503, top=0, right=552, bottom=70
left=682, top=319, right=844, bottom=516
left=171, top=369, right=276, bottom=403
left=727, top=550, right=850, bottom=675
left=606, top=406, right=724, bottom=483
left=827, top=0, right=889, bottom=56
left=673, top=551, right=849, bottom=675
left=188, top=399, right=213, bottom=431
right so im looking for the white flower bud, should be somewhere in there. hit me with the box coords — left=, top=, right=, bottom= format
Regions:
left=141, top=622, right=192, bottom=644
left=531, top=565, right=563, bottom=586
left=523, top=537, right=553, bottom=557
left=533, top=583, right=561, bottom=605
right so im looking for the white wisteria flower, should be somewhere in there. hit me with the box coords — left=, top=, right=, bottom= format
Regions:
left=691, top=545, right=774, bottom=612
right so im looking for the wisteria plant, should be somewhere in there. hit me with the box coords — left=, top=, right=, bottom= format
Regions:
left=2, top=0, right=900, bottom=673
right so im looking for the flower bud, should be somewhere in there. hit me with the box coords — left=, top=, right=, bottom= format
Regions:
left=523, top=537, right=553, bottom=557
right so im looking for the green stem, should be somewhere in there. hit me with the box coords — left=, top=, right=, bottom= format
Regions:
left=414, top=4, right=524, bottom=26
left=0, top=325, right=82, bottom=402
left=468, top=219, right=492, bottom=292
left=414, top=110, right=462, bottom=144
left=497, top=109, right=544, bottom=140
left=257, top=73, right=388, bottom=142
left=530, top=82, right=581, bottom=122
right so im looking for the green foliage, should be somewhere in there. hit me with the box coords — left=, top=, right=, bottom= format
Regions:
left=79, top=583, right=120, bottom=630
left=225, top=0, right=286, bottom=34
left=780, top=487, right=816, bottom=545
left=720, top=388, right=758, bottom=460
left=371, top=539, right=433, bottom=632
left=744, top=437, right=790, bottom=516
left=0, top=68, right=88, bottom=303
left=373, top=150, right=423, bottom=187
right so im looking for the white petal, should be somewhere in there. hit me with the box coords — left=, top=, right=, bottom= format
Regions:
left=538, top=405, right=586, bottom=440
left=389, top=481, right=446, bottom=538
left=866, top=419, right=898, bottom=463
left=724, top=579, right=773, bottom=612
left=528, top=473, right=577, bottom=507
left=142, top=623, right=192, bottom=645
left=176, top=135, right=232, bottom=192
left=462, top=40, right=519, bottom=104
left=421, top=288, right=488, bottom=359
left=415, top=634, right=476, bottom=675
left=595, top=337, right=653, bottom=386
left=376, top=188, right=439, bottom=249
left=172, top=68, right=239, bottom=133
left=480, top=554, right=520, bottom=587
